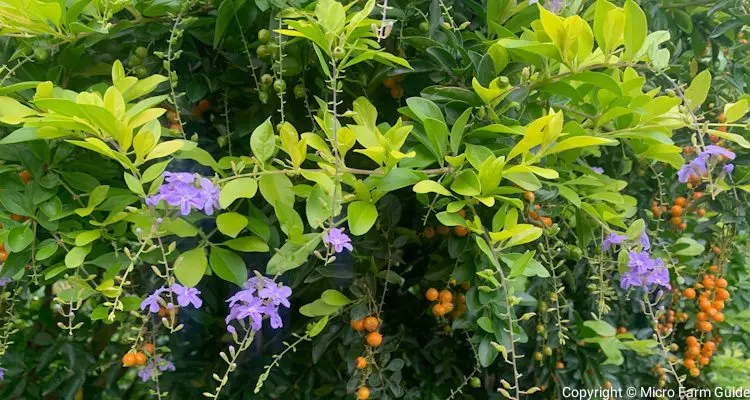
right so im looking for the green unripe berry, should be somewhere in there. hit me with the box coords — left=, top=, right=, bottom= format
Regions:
left=256, top=45, right=270, bottom=58
left=258, top=29, right=271, bottom=43
left=128, top=54, right=142, bottom=66
left=419, top=21, right=429, bottom=33
left=190, top=133, right=199, bottom=142
left=543, top=346, right=552, bottom=356
left=293, top=84, right=305, bottom=99
left=469, top=377, right=481, bottom=388
left=534, top=352, right=543, bottom=361
left=217, top=135, right=227, bottom=148
left=273, top=79, right=287, bottom=93
left=258, top=91, right=269, bottom=104
left=134, top=66, right=149, bottom=78
left=333, top=47, right=345, bottom=60
left=34, top=47, right=49, bottom=61
left=261, top=73, right=273, bottom=86
left=442, top=22, right=451, bottom=30
left=536, top=324, right=545, bottom=334
left=135, top=46, right=148, bottom=59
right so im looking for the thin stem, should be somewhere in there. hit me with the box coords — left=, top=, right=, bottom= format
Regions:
left=469, top=204, right=521, bottom=400
left=208, top=328, right=255, bottom=399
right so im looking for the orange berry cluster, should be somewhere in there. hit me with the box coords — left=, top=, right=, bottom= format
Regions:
left=425, top=284, right=467, bottom=319
left=122, top=342, right=157, bottom=367
left=423, top=210, right=469, bottom=238
left=350, top=316, right=382, bottom=399
left=350, top=316, right=382, bottom=348
left=651, top=194, right=705, bottom=230
left=684, top=335, right=720, bottom=377
left=655, top=308, right=686, bottom=335
left=382, top=75, right=404, bottom=99
left=525, top=192, right=553, bottom=228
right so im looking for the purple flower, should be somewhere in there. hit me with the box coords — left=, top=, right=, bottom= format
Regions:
left=171, top=284, right=202, bottom=309
left=677, top=157, right=707, bottom=183
left=620, top=270, right=642, bottom=290
left=724, top=164, right=735, bottom=174
left=699, top=145, right=736, bottom=161
left=259, top=283, right=292, bottom=308
left=157, top=358, right=175, bottom=372
left=0, top=367, right=5, bottom=381
left=639, top=229, right=651, bottom=250
left=620, top=252, right=671, bottom=291
left=529, top=0, right=566, bottom=13
left=266, top=305, right=283, bottom=329
left=138, top=366, right=152, bottom=382
left=0, top=278, right=11, bottom=287
left=225, top=276, right=291, bottom=333
left=146, top=172, right=221, bottom=216
left=199, top=178, right=220, bottom=215
left=164, top=172, right=196, bottom=184
left=627, top=251, right=654, bottom=275
left=591, top=167, right=604, bottom=174
left=602, top=232, right=627, bottom=250
left=140, top=287, right=166, bottom=313
left=324, top=227, right=353, bottom=253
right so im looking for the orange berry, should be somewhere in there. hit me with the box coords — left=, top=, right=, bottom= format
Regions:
left=10, top=214, right=22, bottom=221
left=706, top=307, right=717, bottom=317
left=684, top=359, right=696, bottom=369
left=425, top=288, right=439, bottom=301
left=671, top=205, right=683, bottom=217
left=442, top=301, right=454, bottom=313
left=713, top=312, right=725, bottom=323
left=439, top=290, right=453, bottom=303
left=708, top=264, right=718, bottom=272
left=686, top=346, right=700, bottom=358
left=351, top=319, right=365, bottom=332
left=366, top=332, right=382, bottom=347
left=697, top=208, right=706, bottom=217
left=675, top=197, right=688, bottom=207
left=679, top=222, right=687, bottom=230
left=670, top=217, right=682, bottom=226
left=698, top=298, right=711, bottom=310
left=699, top=356, right=710, bottom=366
left=716, top=288, right=730, bottom=300
left=143, top=343, right=155, bottom=355
left=18, top=170, right=31, bottom=184
left=432, top=303, right=446, bottom=317
left=683, top=288, right=696, bottom=299
left=355, top=356, right=367, bottom=369
left=454, top=226, right=469, bottom=237
left=523, top=191, right=535, bottom=202
left=718, top=113, right=727, bottom=123
left=390, top=86, right=403, bottom=99
left=542, top=217, right=553, bottom=227
left=717, top=278, right=728, bottom=288
left=423, top=226, right=435, bottom=238
left=697, top=312, right=707, bottom=321
left=134, top=351, right=147, bottom=366
left=556, top=361, right=565, bottom=369
left=693, top=192, right=703, bottom=200
left=0, top=251, right=7, bottom=262
left=383, top=78, right=396, bottom=89
left=437, top=225, right=450, bottom=235
left=456, top=209, right=466, bottom=217
left=198, top=99, right=211, bottom=112
left=529, top=211, right=540, bottom=220
left=703, top=277, right=715, bottom=290
left=357, top=387, right=370, bottom=400
left=712, top=246, right=721, bottom=254
left=363, top=316, right=379, bottom=332
left=713, top=300, right=725, bottom=310
left=703, top=341, right=716, bottom=352
left=689, top=368, right=700, bottom=377
left=651, top=206, right=661, bottom=217
left=122, top=352, right=137, bottom=367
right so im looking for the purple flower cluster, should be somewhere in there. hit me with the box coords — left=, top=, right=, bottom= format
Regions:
left=677, top=145, right=736, bottom=183
left=225, top=276, right=291, bottom=332
left=146, top=172, right=220, bottom=216
left=140, top=284, right=203, bottom=313
left=620, top=250, right=671, bottom=291
left=138, top=357, right=175, bottom=382
left=529, top=0, right=566, bottom=14
left=324, top=227, right=353, bottom=253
